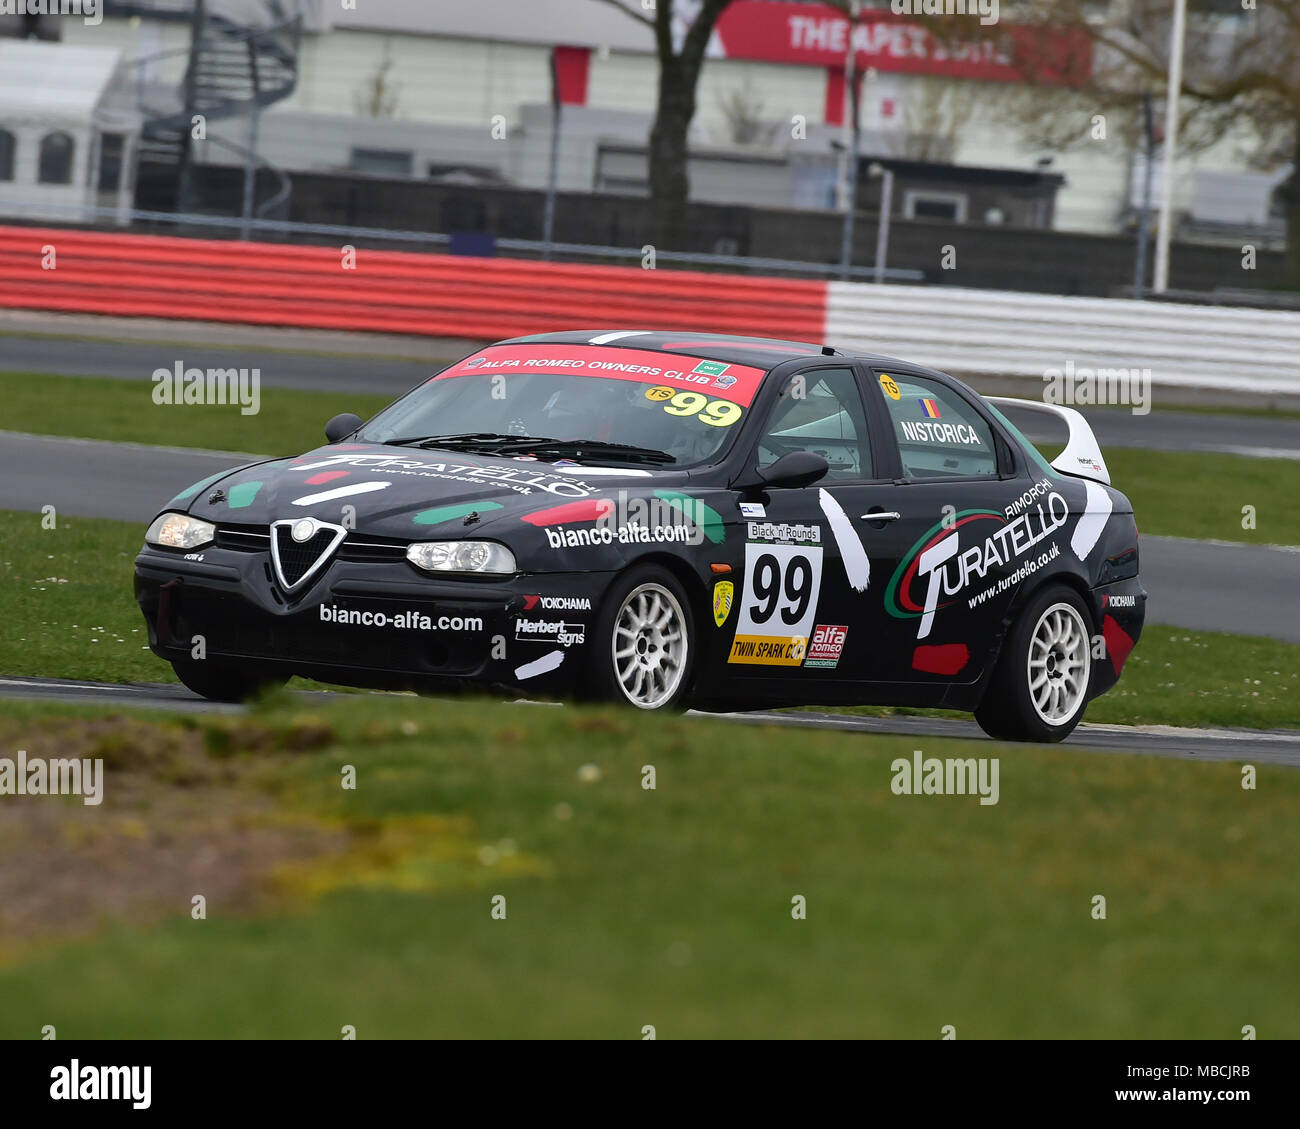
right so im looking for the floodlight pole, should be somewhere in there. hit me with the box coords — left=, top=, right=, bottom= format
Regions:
left=543, top=49, right=562, bottom=260
left=1153, top=0, right=1187, bottom=294
left=838, top=0, right=863, bottom=281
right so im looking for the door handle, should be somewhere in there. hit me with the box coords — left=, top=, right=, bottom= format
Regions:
left=860, top=510, right=901, bottom=522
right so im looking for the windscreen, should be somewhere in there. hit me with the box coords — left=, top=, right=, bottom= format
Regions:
left=359, top=344, right=768, bottom=466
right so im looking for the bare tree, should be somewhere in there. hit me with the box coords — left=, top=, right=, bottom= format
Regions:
left=717, top=75, right=781, bottom=147
left=591, top=0, right=736, bottom=247
left=900, top=76, right=980, bottom=161
left=354, top=37, right=401, bottom=120
left=1000, top=1, right=1300, bottom=279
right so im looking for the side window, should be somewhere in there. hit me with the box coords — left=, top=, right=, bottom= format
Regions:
left=877, top=372, right=998, bottom=479
left=39, top=131, right=74, bottom=185
left=0, top=129, right=15, bottom=182
left=756, top=367, right=870, bottom=480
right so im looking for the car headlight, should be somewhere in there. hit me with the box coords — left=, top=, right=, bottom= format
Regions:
left=406, top=540, right=516, bottom=575
left=145, top=512, right=217, bottom=550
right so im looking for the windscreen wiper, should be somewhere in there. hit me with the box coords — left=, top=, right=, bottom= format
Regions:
left=384, top=434, right=675, bottom=465
left=477, top=437, right=676, bottom=466
left=383, top=432, right=512, bottom=448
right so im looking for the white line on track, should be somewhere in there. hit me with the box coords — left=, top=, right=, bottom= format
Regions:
left=0, top=429, right=263, bottom=462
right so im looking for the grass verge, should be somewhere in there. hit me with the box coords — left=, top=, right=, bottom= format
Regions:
left=1105, top=448, right=1300, bottom=547
left=0, top=694, right=1294, bottom=1038
left=0, top=370, right=392, bottom=456
left=1, top=509, right=1297, bottom=729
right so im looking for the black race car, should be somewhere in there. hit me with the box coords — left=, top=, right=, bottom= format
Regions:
left=135, top=331, right=1145, bottom=742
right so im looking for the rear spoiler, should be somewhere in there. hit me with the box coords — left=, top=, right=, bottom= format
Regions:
left=986, top=397, right=1111, bottom=486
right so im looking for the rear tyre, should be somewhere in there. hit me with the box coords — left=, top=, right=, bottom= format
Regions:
left=171, top=659, right=287, bottom=704
left=585, top=565, right=695, bottom=710
left=974, top=584, right=1092, bottom=743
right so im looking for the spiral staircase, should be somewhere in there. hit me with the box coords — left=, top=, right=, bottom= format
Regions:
left=106, top=1, right=302, bottom=217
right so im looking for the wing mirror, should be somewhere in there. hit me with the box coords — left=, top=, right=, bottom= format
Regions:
left=324, top=412, right=363, bottom=443
left=756, top=450, right=829, bottom=489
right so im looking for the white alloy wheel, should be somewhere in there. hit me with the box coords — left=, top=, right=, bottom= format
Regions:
left=1026, top=601, right=1091, bottom=725
left=611, top=582, right=689, bottom=709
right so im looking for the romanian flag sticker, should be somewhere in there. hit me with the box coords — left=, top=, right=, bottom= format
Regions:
left=918, top=397, right=941, bottom=419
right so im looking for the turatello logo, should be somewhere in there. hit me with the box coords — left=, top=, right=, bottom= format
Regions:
left=886, top=494, right=1069, bottom=639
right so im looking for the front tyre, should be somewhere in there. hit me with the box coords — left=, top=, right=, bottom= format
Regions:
left=974, top=584, right=1093, bottom=743
left=171, top=658, right=287, bottom=704
left=587, top=566, right=695, bottom=710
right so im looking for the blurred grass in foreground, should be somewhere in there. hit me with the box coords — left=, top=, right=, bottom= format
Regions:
left=0, top=695, right=1294, bottom=1038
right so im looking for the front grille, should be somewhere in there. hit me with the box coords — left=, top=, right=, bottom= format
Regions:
left=272, top=524, right=342, bottom=589
left=338, top=537, right=408, bottom=563
left=215, top=526, right=271, bottom=552
left=220, top=522, right=407, bottom=583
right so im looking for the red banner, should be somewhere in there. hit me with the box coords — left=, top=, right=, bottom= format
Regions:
left=713, top=1, right=1091, bottom=85
left=437, top=345, right=768, bottom=406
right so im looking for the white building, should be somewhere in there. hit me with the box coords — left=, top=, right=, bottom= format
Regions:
left=0, top=39, right=141, bottom=225
left=31, top=0, right=1288, bottom=241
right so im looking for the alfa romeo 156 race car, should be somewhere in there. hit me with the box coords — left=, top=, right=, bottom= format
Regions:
left=135, top=330, right=1146, bottom=741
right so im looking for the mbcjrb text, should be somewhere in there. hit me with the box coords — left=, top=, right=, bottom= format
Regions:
left=152, top=361, right=261, bottom=416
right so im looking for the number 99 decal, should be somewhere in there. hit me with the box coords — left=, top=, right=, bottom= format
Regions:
left=748, top=552, right=814, bottom=626
left=730, top=543, right=824, bottom=666
left=662, top=391, right=743, bottom=427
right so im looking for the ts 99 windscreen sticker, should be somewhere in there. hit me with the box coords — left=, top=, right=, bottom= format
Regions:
left=728, top=522, right=823, bottom=666
left=644, top=387, right=744, bottom=426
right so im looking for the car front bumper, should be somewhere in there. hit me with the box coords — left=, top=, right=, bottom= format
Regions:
left=134, top=544, right=612, bottom=695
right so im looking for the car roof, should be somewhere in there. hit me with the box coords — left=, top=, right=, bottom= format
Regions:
left=500, top=330, right=917, bottom=375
